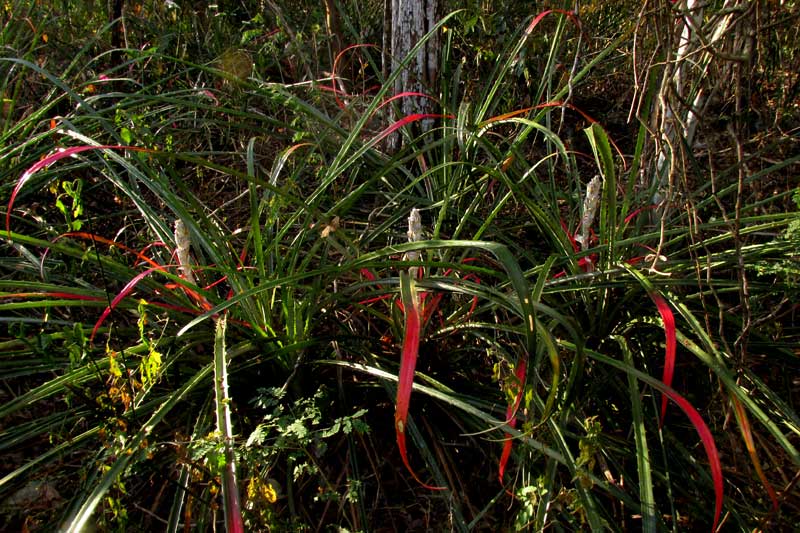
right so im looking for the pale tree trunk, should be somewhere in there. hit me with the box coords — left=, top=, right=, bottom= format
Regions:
left=383, top=0, right=440, bottom=151
left=650, top=0, right=754, bottom=207
left=651, top=0, right=704, bottom=208
left=645, top=0, right=755, bottom=351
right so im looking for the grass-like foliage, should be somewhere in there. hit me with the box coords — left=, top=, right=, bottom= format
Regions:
left=1, top=1, right=799, bottom=531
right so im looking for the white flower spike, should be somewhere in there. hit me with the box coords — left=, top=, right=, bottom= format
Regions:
left=577, top=176, right=602, bottom=252
left=174, top=219, right=197, bottom=286
left=405, top=208, right=423, bottom=277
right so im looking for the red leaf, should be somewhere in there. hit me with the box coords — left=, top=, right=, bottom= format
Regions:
left=331, top=43, right=379, bottom=109
left=499, top=358, right=527, bottom=483
left=376, top=91, right=439, bottom=112
left=357, top=293, right=394, bottom=306
left=395, top=284, right=444, bottom=490
left=649, top=291, right=676, bottom=427
left=481, top=99, right=625, bottom=168
left=524, top=9, right=580, bottom=37
left=91, top=266, right=166, bottom=341
left=559, top=219, right=579, bottom=253
left=661, top=384, right=724, bottom=532
left=53, top=232, right=162, bottom=268
left=623, top=204, right=657, bottom=225
left=59, top=231, right=212, bottom=310
left=625, top=255, right=646, bottom=266
left=0, top=291, right=104, bottom=301
left=0, top=289, right=203, bottom=317
left=198, top=89, right=219, bottom=106
left=552, top=220, right=596, bottom=278
left=420, top=292, right=444, bottom=326
left=372, top=113, right=453, bottom=146
left=6, top=144, right=149, bottom=235
left=179, top=283, right=213, bottom=311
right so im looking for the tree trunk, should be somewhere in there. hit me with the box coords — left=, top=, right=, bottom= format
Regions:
left=650, top=0, right=753, bottom=207
left=383, top=0, right=440, bottom=151
left=109, top=0, right=125, bottom=66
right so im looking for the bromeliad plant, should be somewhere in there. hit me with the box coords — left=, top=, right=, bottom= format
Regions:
left=332, top=12, right=799, bottom=521
left=0, top=38, right=368, bottom=530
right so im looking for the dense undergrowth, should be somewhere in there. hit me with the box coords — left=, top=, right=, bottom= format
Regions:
left=1, top=1, right=799, bottom=531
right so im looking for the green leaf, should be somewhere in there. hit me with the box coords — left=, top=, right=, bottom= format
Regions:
left=614, top=335, right=658, bottom=533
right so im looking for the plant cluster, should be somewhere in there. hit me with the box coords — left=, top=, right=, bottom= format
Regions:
left=1, top=1, right=799, bottom=531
